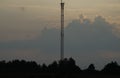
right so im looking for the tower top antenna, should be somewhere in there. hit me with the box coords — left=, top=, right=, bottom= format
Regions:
left=61, top=0, right=63, bottom=3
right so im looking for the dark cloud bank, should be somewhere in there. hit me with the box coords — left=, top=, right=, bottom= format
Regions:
left=0, top=15, right=120, bottom=69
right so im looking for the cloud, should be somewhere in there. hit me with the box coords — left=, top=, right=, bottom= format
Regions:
left=65, top=15, right=120, bottom=51
left=0, top=15, right=120, bottom=69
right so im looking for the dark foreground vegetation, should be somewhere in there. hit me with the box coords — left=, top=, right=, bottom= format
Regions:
left=0, top=58, right=120, bottom=78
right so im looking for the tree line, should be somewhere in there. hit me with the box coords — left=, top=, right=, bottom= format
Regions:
left=0, top=58, right=120, bottom=74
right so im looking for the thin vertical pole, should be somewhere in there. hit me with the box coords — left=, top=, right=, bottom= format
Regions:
left=60, top=2, right=64, bottom=60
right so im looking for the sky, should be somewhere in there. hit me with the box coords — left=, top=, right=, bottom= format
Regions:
left=0, top=0, right=120, bottom=69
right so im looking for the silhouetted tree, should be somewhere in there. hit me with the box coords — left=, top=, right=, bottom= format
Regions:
left=58, top=58, right=81, bottom=73
left=68, top=58, right=81, bottom=73
left=0, top=60, right=6, bottom=72
left=48, top=61, right=58, bottom=73
left=88, top=64, right=95, bottom=71
left=84, top=64, right=97, bottom=73
left=1, top=59, right=120, bottom=77
left=41, top=63, right=48, bottom=73
left=102, top=61, right=120, bottom=73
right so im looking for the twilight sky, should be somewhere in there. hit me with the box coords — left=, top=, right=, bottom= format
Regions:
left=0, top=0, right=120, bottom=69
